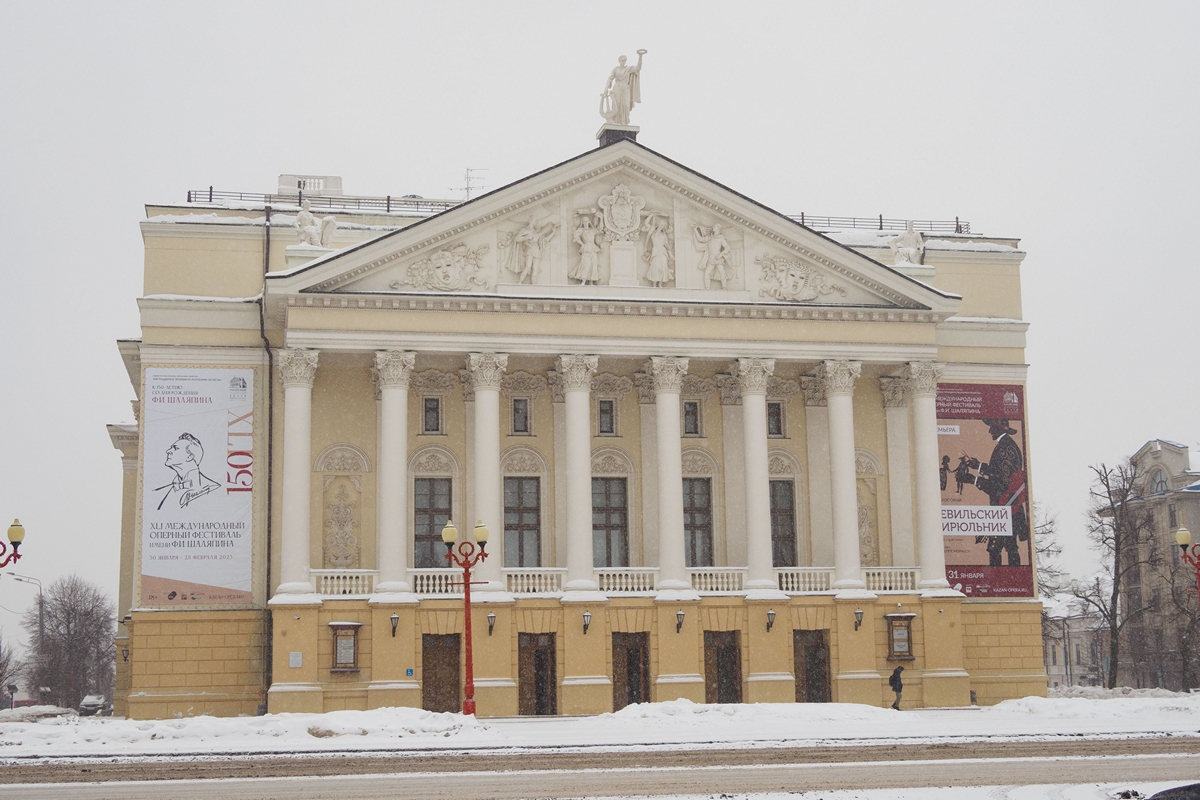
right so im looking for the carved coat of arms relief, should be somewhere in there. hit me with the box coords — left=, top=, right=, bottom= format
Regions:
left=598, top=184, right=646, bottom=241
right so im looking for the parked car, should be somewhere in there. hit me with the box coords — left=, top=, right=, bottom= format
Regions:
left=78, top=695, right=106, bottom=716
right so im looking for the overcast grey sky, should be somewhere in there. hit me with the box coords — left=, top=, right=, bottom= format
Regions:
left=1, top=1, right=1196, bottom=645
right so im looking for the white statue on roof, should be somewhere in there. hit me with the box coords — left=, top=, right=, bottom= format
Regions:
left=601, top=50, right=647, bottom=125
left=888, top=220, right=924, bottom=265
left=295, top=199, right=338, bottom=248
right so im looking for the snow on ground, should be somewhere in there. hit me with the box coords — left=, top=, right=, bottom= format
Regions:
left=1, top=694, right=1199, bottom=760
left=587, top=787, right=1195, bottom=800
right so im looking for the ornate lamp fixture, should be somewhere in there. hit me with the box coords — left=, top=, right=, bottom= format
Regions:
left=1177, top=527, right=1200, bottom=603
left=442, top=519, right=490, bottom=716
left=1, top=520, right=26, bottom=569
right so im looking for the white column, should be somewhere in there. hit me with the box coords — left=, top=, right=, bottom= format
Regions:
left=881, top=376, right=916, bottom=567
left=374, top=350, right=416, bottom=593
left=821, top=360, right=865, bottom=590
left=558, top=355, right=600, bottom=591
left=277, top=349, right=319, bottom=595
left=801, top=377, right=833, bottom=567
left=649, top=357, right=689, bottom=590
left=466, top=352, right=508, bottom=590
left=909, top=361, right=951, bottom=589
left=736, top=358, right=776, bottom=589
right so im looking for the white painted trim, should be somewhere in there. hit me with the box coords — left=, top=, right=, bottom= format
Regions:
left=939, top=363, right=1029, bottom=382
left=561, top=675, right=613, bottom=686
left=654, top=673, right=704, bottom=684
left=746, top=672, right=797, bottom=683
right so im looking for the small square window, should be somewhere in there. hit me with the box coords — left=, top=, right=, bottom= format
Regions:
left=598, top=399, right=616, bottom=435
left=423, top=397, right=441, bottom=434
left=512, top=398, right=530, bottom=434
left=767, top=401, right=785, bottom=437
left=682, top=401, right=701, bottom=436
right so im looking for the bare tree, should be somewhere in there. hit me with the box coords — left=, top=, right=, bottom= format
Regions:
left=1035, top=505, right=1065, bottom=600
left=1153, top=550, right=1200, bottom=690
left=1070, top=459, right=1159, bottom=688
left=20, top=575, right=115, bottom=709
left=0, top=635, right=20, bottom=701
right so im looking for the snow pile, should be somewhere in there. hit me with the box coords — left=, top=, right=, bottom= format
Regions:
left=0, top=706, right=483, bottom=758
left=1050, top=685, right=1189, bottom=699
left=0, top=706, right=76, bottom=723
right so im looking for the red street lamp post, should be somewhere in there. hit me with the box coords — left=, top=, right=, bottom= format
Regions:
left=1, top=521, right=26, bottom=569
left=441, top=519, right=489, bottom=716
left=1177, top=527, right=1200, bottom=602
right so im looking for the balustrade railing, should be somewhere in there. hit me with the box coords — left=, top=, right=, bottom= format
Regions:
left=863, top=567, right=921, bottom=592
left=689, top=567, right=746, bottom=593
left=595, top=568, right=658, bottom=594
left=775, top=568, right=836, bottom=593
left=311, top=569, right=377, bottom=597
left=409, top=569, right=459, bottom=596
left=505, top=569, right=566, bottom=594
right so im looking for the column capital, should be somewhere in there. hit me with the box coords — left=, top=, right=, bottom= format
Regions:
left=465, top=352, right=509, bottom=391
left=646, top=356, right=689, bottom=395
left=800, top=376, right=827, bottom=407
left=818, top=359, right=861, bottom=397
left=279, top=348, right=319, bottom=389
left=555, top=355, right=599, bottom=392
left=879, top=376, right=909, bottom=408
left=906, top=361, right=945, bottom=398
left=733, top=357, right=776, bottom=396
left=373, top=350, right=416, bottom=390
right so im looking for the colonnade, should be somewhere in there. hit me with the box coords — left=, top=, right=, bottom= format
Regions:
left=273, top=349, right=949, bottom=598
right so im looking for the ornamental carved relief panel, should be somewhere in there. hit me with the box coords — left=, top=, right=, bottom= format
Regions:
left=323, top=479, right=361, bottom=569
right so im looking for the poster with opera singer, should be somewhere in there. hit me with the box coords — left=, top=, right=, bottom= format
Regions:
left=140, top=368, right=254, bottom=607
left=936, top=383, right=1033, bottom=598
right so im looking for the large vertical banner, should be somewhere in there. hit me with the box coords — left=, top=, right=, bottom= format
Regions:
left=141, top=369, right=254, bottom=606
left=937, top=383, right=1033, bottom=597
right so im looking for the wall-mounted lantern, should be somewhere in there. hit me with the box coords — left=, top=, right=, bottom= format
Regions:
left=853, top=608, right=864, bottom=631
left=487, top=612, right=496, bottom=636
left=390, top=613, right=399, bottom=638
left=676, top=610, right=685, bottom=633
left=583, top=611, right=592, bottom=635
left=766, top=609, right=776, bottom=633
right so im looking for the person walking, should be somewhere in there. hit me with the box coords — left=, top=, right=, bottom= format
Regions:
left=889, top=666, right=904, bottom=710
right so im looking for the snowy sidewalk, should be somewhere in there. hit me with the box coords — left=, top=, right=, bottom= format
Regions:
left=0, top=693, right=1199, bottom=760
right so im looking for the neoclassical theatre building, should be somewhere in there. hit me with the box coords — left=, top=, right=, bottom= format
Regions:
left=109, top=128, right=1045, bottom=719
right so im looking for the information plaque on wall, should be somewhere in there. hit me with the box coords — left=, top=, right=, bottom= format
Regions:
left=140, top=368, right=254, bottom=607
left=937, top=383, right=1034, bottom=598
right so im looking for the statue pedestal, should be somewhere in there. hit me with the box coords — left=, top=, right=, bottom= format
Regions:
left=608, top=241, right=640, bottom=287
left=286, top=243, right=335, bottom=269
left=597, top=123, right=639, bottom=148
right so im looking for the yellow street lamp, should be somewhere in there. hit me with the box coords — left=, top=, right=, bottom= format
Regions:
left=1, top=520, right=26, bottom=568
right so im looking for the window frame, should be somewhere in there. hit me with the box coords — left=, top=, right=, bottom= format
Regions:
left=421, top=396, right=443, bottom=435
left=510, top=396, right=532, bottom=435
left=592, top=476, right=630, bottom=568
left=884, top=613, right=916, bottom=662
left=682, top=476, right=714, bottom=567
left=329, top=622, right=361, bottom=673
left=1150, top=469, right=1169, bottom=494
left=503, top=475, right=542, bottom=568
left=766, top=401, right=786, bottom=438
left=596, top=398, right=618, bottom=436
left=413, top=476, right=453, bottom=569
left=769, top=478, right=798, bottom=568
left=681, top=400, right=703, bottom=437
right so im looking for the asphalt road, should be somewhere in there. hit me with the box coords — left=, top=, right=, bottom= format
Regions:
left=1, top=737, right=1197, bottom=799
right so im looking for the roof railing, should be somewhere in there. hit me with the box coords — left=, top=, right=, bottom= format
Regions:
left=184, top=187, right=970, bottom=232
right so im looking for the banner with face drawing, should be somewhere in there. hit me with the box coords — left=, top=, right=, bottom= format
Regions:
left=140, top=369, right=254, bottom=606
left=937, top=383, right=1034, bottom=598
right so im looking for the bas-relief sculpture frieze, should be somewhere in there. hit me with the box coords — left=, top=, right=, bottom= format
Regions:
left=757, top=254, right=847, bottom=303
left=599, top=184, right=646, bottom=242
left=693, top=223, right=735, bottom=289
left=600, top=50, right=646, bottom=126
left=642, top=212, right=674, bottom=287
left=391, top=243, right=491, bottom=293
left=501, top=218, right=558, bottom=284
left=570, top=211, right=603, bottom=285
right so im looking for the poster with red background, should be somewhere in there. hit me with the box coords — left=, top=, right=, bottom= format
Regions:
left=937, top=383, right=1034, bottom=598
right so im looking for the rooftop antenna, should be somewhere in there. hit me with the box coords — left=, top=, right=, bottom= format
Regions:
left=451, top=168, right=488, bottom=200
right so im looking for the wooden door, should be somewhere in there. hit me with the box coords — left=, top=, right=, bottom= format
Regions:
left=794, top=629, right=832, bottom=703
left=421, top=634, right=460, bottom=713
left=612, top=632, right=650, bottom=710
left=703, top=630, right=742, bottom=704
left=518, top=632, right=557, bottom=715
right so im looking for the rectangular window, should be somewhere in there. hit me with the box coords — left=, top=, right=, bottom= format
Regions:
left=592, top=477, right=629, bottom=567
left=682, top=401, right=701, bottom=436
left=1051, top=645, right=1057, bottom=666
left=1075, top=643, right=1082, bottom=665
left=770, top=479, right=797, bottom=567
left=423, top=397, right=442, bottom=434
left=597, top=399, right=616, bottom=435
left=414, top=477, right=452, bottom=568
left=1169, top=503, right=1178, bottom=529
left=767, top=401, right=785, bottom=437
left=512, top=398, right=530, bottom=434
left=683, top=477, right=714, bottom=567
left=504, top=476, right=541, bottom=567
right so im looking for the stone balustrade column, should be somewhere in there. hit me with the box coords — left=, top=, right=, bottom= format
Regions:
left=736, top=358, right=777, bottom=590
left=820, top=359, right=865, bottom=590
left=909, top=361, right=951, bottom=589
left=466, top=352, right=508, bottom=591
left=374, top=350, right=416, bottom=594
left=558, top=355, right=600, bottom=591
left=649, top=357, right=690, bottom=590
left=277, top=349, right=319, bottom=595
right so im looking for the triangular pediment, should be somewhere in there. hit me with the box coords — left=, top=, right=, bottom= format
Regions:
left=267, top=142, right=960, bottom=315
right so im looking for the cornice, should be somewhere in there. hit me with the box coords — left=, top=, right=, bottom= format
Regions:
left=284, top=328, right=937, bottom=364
left=137, top=344, right=269, bottom=367
left=938, top=362, right=1029, bottom=382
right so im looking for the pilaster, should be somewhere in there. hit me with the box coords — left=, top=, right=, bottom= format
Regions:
left=820, top=360, right=864, bottom=590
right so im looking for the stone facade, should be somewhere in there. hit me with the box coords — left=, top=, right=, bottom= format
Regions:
left=109, top=139, right=1043, bottom=718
